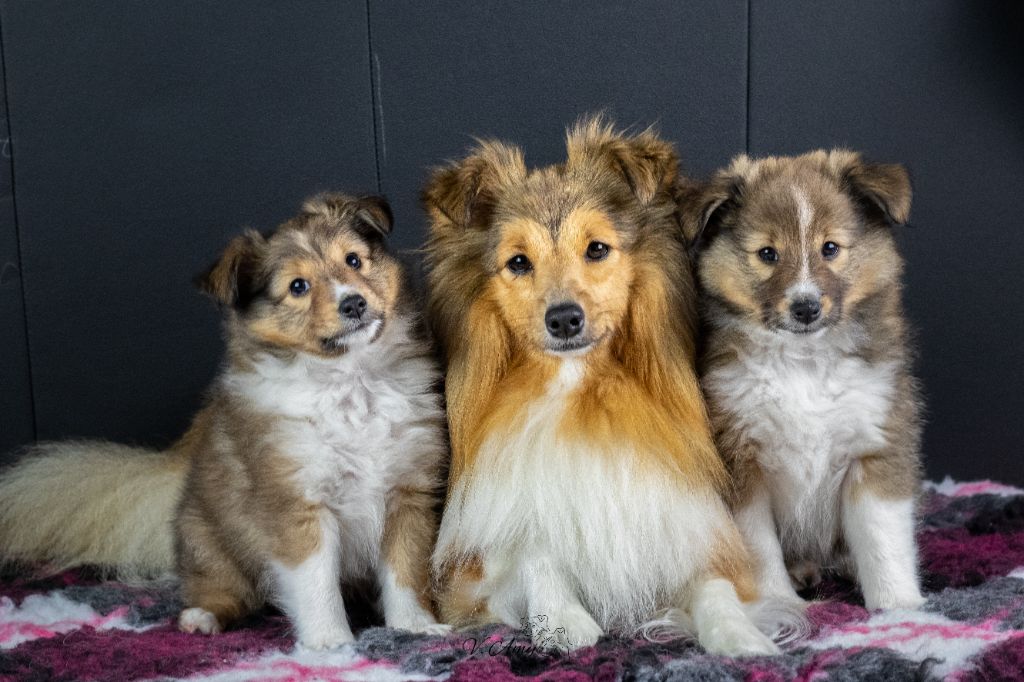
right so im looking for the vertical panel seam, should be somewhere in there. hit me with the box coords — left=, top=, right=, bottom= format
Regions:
left=365, top=0, right=382, bottom=193
left=0, top=8, right=38, bottom=441
left=744, top=0, right=751, bottom=153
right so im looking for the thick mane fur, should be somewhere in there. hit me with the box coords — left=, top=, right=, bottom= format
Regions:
left=424, top=116, right=724, bottom=491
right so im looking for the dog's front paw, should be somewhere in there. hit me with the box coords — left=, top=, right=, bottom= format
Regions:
left=297, top=626, right=355, bottom=651
left=389, top=610, right=452, bottom=635
left=761, top=581, right=805, bottom=608
left=865, top=589, right=926, bottom=611
left=700, top=620, right=780, bottom=657
left=409, top=622, right=453, bottom=636
left=178, top=607, right=222, bottom=635
left=533, top=606, right=603, bottom=652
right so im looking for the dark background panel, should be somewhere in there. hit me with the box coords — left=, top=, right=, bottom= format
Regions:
left=0, top=23, right=33, bottom=462
left=0, top=0, right=1020, bottom=484
left=369, top=0, right=748, bottom=249
left=749, top=1, right=1024, bottom=484
left=1, top=1, right=377, bottom=448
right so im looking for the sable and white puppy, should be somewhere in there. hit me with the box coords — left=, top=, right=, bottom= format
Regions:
left=423, top=118, right=800, bottom=656
left=0, top=194, right=448, bottom=648
left=683, top=150, right=926, bottom=611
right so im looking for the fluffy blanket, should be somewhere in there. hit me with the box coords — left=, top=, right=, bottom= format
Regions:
left=2, top=479, right=1023, bottom=681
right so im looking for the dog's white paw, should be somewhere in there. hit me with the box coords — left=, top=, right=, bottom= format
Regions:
left=297, top=626, right=355, bottom=651
left=865, top=589, right=926, bottom=611
left=533, top=606, right=603, bottom=652
left=761, top=581, right=806, bottom=607
left=699, top=620, right=780, bottom=657
left=388, top=610, right=452, bottom=635
left=408, top=622, right=453, bottom=636
left=178, top=607, right=222, bottom=635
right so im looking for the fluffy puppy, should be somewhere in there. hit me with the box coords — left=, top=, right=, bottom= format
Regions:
left=0, top=194, right=448, bottom=648
left=683, top=150, right=925, bottom=610
left=423, top=117, right=798, bottom=655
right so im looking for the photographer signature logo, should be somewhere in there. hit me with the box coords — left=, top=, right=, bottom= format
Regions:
left=460, top=614, right=572, bottom=656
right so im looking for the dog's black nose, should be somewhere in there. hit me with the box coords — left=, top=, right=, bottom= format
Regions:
left=545, top=303, right=585, bottom=339
left=790, top=298, right=822, bottom=325
left=339, top=294, right=367, bottom=320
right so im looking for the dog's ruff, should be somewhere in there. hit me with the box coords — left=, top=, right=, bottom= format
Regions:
left=426, top=119, right=800, bottom=656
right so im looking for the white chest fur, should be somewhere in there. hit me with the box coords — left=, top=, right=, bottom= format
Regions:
left=436, top=361, right=729, bottom=628
left=225, top=319, right=444, bottom=573
left=704, top=329, right=896, bottom=560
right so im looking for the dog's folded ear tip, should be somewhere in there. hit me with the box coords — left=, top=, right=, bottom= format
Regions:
left=421, top=144, right=526, bottom=231
left=840, top=158, right=912, bottom=226
left=354, top=195, right=394, bottom=238
left=566, top=117, right=680, bottom=205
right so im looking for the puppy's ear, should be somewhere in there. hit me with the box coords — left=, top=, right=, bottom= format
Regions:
left=302, top=192, right=393, bottom=241
left=195, top=230, right=266, bottom=308
left=680, top=154, right=755, bottom=250
left=829, top=150, right=912, bottom=225
left=352, top=195, right=393, bottom=240
left=566, top=115, right=678, bottom=205
left=422, top=140, right=526, bottom=230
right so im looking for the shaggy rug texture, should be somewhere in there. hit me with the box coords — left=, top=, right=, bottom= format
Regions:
left=2, top=478, right=1024, bottom=681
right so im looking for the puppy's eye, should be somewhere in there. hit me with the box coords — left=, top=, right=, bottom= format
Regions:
left=757, top=247, right=779, bottom=264
left=289, top=278, right=310, bottom=296
left=345, top=253, right=362, bottom=269
left=506, top=254, right=532, bottom=275
left=585, top=241, right=610, bottom=261
left=821, top=242, right=840, bottom=260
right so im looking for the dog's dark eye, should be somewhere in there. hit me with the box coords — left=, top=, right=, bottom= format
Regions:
left=757, top=247, right=779, bottom=263
left=585, top=241, right=610, bottom=261
left=345, top=253, right=362, bottom=269
left=289, top=278, right=310, bottom=296
left=821, top=242, right=840, bottom=260
left=506, top=254, right=532, bottom=275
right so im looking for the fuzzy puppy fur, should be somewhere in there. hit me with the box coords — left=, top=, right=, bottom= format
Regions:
left=423, top=118, right=800, bottom=655
left=682, top=150, right=925, bottom=611
left=0, top=194, right=449, bottom=648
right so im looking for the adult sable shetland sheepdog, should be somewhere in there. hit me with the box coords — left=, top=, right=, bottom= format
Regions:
left=0, top=195, right=448, bottom=648
left=683, top=151, right=925, bottom=611
left=423, top=118, right=797, bottom=655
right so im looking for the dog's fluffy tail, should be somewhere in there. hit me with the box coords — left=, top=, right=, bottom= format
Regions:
left=0, top=441, right=189, bottom=577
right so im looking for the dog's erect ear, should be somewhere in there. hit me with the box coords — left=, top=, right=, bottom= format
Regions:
left=195, top=230, right=266, bottom=308
left=680, top=154, right=756, bottom=250
left=352, top=195, right=393, bottom=240
left=829, top=150, right=912, bottom=225
left=566, top=116, right=678, bottom=205
left=422, top=140, right=526, bottom=230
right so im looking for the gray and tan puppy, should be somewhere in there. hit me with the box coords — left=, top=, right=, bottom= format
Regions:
left=682, top=150, right=925, bottom=611
left=0, top=194, right=449, bottom=648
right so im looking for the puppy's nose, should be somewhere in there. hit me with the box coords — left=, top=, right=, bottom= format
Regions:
left=545, top=303, right=585, bottom=339
left=339, top=294, right=367, bottom=320
left=790, top=298, right=822, bottom=325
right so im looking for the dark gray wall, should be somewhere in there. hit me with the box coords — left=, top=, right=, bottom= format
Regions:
left=0, top=1, right=377, bottom=449
left=0, top=32, right=33, bottom=452
left=0, top=1, right=1020, bottom=484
